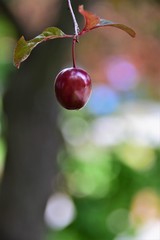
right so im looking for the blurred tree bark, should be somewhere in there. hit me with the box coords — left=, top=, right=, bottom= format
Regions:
left=0, top=0, right=87, bottom=239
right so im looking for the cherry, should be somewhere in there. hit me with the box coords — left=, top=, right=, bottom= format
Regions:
left=54, top=67, right=92, bottom=110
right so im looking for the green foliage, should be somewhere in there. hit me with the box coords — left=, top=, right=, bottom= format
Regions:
left=13, top=27, right=72, bottom=69
left=0, top=14, right=16, bottom=78
left=0, top=15, right=16, bottom=177
left=47, top=146, right=160, bottom=240
left=0, top=15, right=16, bottom=37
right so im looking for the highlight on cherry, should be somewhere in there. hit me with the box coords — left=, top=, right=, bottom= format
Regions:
left=13, top=1, right=136, bottom=110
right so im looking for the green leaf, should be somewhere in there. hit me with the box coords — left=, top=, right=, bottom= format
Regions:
left=97, top=19, right=136, bottom=38
left=79, top=5, right=136, bottom=38
left=13, top=27, right=73, bottom=69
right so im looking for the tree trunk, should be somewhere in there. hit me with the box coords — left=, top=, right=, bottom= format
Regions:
left=0, top=1, right=74, bottom=239
left=0, top=0, right=92, bottom=239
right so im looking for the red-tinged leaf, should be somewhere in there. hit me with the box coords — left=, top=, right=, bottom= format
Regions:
left=79, top=5, right=100, bottom=32
left=79, top=5, right=136, bottom=38
left=14, top=27, right=73, bottom=69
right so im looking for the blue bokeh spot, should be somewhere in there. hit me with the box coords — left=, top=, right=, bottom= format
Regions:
left=87, top=85, right=119, bottom=115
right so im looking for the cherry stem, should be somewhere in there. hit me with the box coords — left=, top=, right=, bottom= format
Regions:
left=72, top=36, right=77, bottom=68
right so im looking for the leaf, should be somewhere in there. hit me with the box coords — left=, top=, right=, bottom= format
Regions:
left=14, top=27, right=73, bottom=69
left=78, top=5, right=136, bottom=38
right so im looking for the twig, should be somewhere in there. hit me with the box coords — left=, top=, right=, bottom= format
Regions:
left=67, top=0, right=80, bottom=36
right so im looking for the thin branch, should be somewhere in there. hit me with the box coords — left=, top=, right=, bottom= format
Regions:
left=67, top=0, right=80, bottom=36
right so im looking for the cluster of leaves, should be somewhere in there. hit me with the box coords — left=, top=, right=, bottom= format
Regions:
left=13, top=5, right=135, bottom=69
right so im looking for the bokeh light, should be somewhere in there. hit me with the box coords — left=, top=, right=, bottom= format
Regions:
left=87, top=85, right=119, bottom=115
left=44, top=193, right=76, bottom=230
left=130, top=189, right=160, bottom=227
left=60, top=116, right=89, bottom=146
left=90, top=116, right=126, bottom=147
left=107, top=209, right=129, bottom=234
left=118, top=144, right=156, bottom=171
left=135, top=220, right=160, bottom=240
left=106, top=57, right=139, bottom=91
left=64, top=148, right=117, bottom=198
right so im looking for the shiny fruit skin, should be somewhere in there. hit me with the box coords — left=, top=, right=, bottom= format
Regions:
left=54, top=67, right=92, bottom=110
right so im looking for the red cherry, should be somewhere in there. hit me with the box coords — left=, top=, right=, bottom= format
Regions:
left=54, top=67, right=92, bottom=110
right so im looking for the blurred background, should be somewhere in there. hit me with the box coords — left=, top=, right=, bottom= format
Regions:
left=0, top=0, right=160, bottom=240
